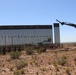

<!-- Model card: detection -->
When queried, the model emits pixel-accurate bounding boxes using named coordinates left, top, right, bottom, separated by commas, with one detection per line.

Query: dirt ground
left=0, top=43, right=76, bottom=75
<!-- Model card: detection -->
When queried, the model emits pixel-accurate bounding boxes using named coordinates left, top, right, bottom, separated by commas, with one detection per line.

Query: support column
left=54, top=23, right=60, bottom=44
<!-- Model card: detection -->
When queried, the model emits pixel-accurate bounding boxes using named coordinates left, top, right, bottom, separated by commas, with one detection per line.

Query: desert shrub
left=62, top=55, right=67, bottom=59
left=74, top=58, right=76, bottom=61
left=25, top=47, right=34, bottom=55
left=2, top=64, right=5, bottom=67
left=14, top=70, right=21, bottom=75
left=58, top=57, right=67, bottom=66
left=53, top=61, right=59, bottom=71
left=40, top=67, right=46, bottom=72
left=48, top=62, right=51, bottom=65
left=74, top=58, right=76, bottom=65
left=10, top=50, right=21, bottom=59
left=34, top=61, right=39, bottom=67
left=0, top=49, right=3, bottom=55
left=58, top=59, right=66, bottom=66
left=37, top=42, right=43, bottom=46
left=17, top=60, right=27, bottom=69
left=0, top=49, right=6, bottom=55
left=36, top=72, right=39, bottom=75
left=30, top=61, right=33, bottom=66
left=65, top=67, right=70, bottom=75
left=20, top=69, right=25, bottom=74
left=9, top=66, right=13, bottom=71
left=14, top=69, right=25, bottom=75
left=32, top=55, right=38, bottom=60
left=37, top=47, right=46, bottom=53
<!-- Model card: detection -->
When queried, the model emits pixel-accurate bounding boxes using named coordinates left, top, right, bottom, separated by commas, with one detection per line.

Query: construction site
left=0, top=20, right=76, bottom=75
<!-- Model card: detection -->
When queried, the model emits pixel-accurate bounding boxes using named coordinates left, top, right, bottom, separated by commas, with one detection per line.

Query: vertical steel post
left=54, top=23, right=60, bottom=46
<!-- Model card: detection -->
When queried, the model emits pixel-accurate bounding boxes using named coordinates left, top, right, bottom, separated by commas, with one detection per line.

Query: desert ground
left=0, top=43, right=76, bottom=75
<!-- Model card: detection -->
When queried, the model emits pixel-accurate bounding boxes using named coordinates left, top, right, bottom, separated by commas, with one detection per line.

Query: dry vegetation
left=0, top=43, right=76, bottom=75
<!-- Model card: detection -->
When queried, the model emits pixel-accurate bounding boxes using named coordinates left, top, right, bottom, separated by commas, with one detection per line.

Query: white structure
left=54, top=23, right=60, bottom=44
left=0, top=25, right=53, bottom=46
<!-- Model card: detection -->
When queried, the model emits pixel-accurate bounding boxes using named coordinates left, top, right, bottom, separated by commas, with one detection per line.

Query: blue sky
left=0, top=0, right=76, bottom=43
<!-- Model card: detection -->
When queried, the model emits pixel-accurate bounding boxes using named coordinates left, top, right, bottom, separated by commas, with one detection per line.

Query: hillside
left=0, top=44, right=76, bottom=75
